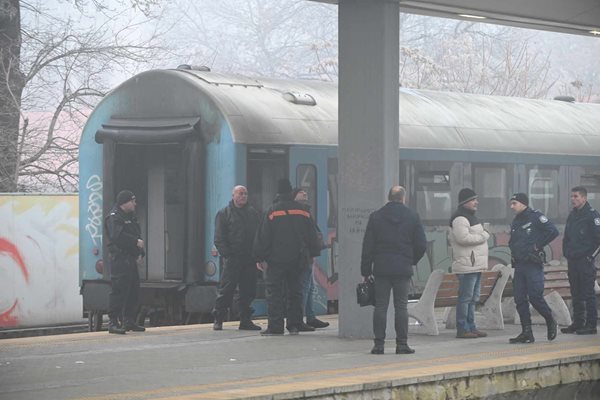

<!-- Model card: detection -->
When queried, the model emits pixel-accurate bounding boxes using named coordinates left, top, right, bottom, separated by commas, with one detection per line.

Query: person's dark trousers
left=568, top=258, right=598, bottom=328
left=373, top=275, right=410, bottom=347
left=109, top=254, right=139, bottom=323
left=213, top=257, right=257, bottom=321
left=265, top=261, right=303, bottom=332
left=513, top=263, right=553, bottom=325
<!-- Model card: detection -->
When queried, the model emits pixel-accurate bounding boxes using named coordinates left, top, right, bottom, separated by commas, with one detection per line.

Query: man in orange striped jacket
left=253, top=179, right=321, bottom=335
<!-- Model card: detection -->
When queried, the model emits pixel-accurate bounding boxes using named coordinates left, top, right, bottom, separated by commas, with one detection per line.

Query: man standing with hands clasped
left=508, top=193, right=559, bottom=344
left=449, top=188, right=490, bottom=339
left=561, top=186, right=600, bottom=335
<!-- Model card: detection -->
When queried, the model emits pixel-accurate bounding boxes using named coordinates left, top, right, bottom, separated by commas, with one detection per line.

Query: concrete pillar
left=338, top=0, right=399, bottom=338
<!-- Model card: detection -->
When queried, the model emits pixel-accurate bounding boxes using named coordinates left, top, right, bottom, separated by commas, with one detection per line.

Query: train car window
left=580, top=173, right=600, bottom=210
left=247, top=148, right=287, bottom=215
left=415, top=171, right=451, bottom=221
left=474, top=166, right=508, bottom=220
left=528, top=168, right=559, bottom=218
left=296, top=164, right=317, bottom=220
left=327, top=157, right=338, bottom=229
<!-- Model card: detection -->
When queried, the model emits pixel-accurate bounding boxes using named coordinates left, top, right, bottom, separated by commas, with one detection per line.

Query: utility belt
left=512, top=249, right=546, bottom=265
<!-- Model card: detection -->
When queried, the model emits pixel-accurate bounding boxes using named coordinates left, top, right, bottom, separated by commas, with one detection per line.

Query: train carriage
left=79, top=66, right=600, bottom=329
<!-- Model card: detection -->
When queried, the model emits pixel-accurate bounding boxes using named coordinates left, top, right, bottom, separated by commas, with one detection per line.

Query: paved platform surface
left=1, top=316, right=599, bottom=400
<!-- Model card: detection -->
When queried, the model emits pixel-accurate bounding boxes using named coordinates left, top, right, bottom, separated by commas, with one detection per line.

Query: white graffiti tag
left=85, top=175, right=103, bottom=247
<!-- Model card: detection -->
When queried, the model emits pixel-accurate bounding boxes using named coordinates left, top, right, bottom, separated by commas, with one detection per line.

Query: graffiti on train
left=85, top=175, right=103, bottom=248
left=0, top=196, right=81, bottom=328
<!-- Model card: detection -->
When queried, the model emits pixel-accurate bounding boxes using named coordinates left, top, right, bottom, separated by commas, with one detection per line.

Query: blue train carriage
left=79, top=66, right=338, bottom=329
left=79, top=66, right=600, bottom=329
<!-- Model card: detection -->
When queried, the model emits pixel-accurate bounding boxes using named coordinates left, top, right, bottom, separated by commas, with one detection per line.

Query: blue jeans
left=456, top=272, right=481, bottom=333
left=301, top=265, right=315, bottom=321
left=513, top=262, right=553, bottom=325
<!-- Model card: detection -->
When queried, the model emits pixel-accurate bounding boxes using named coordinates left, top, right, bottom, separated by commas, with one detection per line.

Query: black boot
left=108, top=319, right=126, bottom=335
left=509, top=325, right=534, bottom=344
left=371, top=345, right=384, bottom=354
left=560, top=323, right=583, bottom=334
left=125, top=320, right=146, bottom=332
left=239, top=319, right=261, bottom=331
left=396, top=344, right=415, bottom=354
left=546, top=318, right=557, bottom=341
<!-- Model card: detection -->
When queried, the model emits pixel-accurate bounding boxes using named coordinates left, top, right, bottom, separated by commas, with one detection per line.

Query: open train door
left=94, top=117, right=206, bottom=325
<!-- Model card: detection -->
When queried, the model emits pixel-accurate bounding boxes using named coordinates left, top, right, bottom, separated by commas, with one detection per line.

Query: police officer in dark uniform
left=508, top=193, right=559, bottom=344
left=212, top=185, right=261, bottom=331
left=105, top=190, right=146, bottom=334
left=253, top=179, right=321, bottom=335
left=561, top=186, right=600, bottom=335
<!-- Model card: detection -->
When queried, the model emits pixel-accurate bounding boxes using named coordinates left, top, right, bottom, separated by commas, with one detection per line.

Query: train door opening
left=114, top=144, right=186, bottom=282
left=246, top=148, right=288, bottom=215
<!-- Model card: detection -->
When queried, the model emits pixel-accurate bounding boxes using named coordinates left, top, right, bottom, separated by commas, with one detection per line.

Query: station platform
left=1, top=315, right=599, bottom=400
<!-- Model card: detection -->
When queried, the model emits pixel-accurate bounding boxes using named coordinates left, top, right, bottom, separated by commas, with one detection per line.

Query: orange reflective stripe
left=287, top=209, right=311, bottom=218
left=268, top=210, right=287, bottom=220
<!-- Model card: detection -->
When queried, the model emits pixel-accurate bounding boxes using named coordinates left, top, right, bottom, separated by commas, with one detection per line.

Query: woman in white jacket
left=449, top=188, right=490, bottom=339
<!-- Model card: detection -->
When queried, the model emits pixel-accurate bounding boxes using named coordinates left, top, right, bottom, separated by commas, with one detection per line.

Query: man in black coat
left=561, top=186, right=600, bottom=335
left=253, top=179, right=321, bottom=335
left=213, top=185, right=261, bottom=331
left=105, top=190, right=146, bottom=334
left=361, top=186, right=427, bottom=355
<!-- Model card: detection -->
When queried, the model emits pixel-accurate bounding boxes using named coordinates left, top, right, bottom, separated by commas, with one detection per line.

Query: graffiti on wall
left=0, top=196, right=80, bottom=328
left=85, top=175, right=103, bottom=249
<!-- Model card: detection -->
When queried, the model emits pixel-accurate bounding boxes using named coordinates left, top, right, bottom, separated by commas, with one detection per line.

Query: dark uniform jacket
left=214, top=201, right=260, bottom=259
left=361, top=202, right=427, bottom=278
left=563, top=202, right=600, bottom=260
left=253, top=193, right=321, bottom=265
left=509, top=207, right=558, bottom=264
left=105, top=205, right=144, bottom=258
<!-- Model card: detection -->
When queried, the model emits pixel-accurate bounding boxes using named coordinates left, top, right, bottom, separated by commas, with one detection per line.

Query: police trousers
left=567, top=258, right=598, bottom=328
left=264, top=261, right=303, bottom=332
left=108, top=254, right=140, bottom=322
left=513, top=262, right=553, bottom=325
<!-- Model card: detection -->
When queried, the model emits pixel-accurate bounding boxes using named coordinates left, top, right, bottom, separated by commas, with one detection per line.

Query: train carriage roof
left=94, top=68, right=600, bottom=156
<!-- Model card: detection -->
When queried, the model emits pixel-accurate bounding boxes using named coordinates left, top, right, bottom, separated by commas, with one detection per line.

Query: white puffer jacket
left=449, top=216, right=490, bottom=274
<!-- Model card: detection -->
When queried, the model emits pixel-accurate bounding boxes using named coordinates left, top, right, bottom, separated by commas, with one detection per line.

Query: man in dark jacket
left=105, top=190, right=146, bottom=334
left=561, top=186, right=600, bottom=335
left=213, top=185, right=261, bottom=331
left=508, top=193, right=559, bottom=344
left=361, top=186, right=427, bottom=355
left=253, top=179, right=321, bottom=335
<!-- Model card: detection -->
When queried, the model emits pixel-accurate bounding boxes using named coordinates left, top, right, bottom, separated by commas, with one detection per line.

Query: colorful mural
left=0, top=195, right=81, bottom=328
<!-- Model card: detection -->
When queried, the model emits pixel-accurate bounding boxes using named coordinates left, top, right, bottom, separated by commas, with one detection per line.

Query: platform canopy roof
left=313, top=0, right=600, bottom=37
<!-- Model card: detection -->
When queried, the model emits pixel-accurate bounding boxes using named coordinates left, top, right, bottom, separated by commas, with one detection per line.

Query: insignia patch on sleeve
left=539, top=215, right=548, bottom=223
left=595, top=217, right=600, bottom=226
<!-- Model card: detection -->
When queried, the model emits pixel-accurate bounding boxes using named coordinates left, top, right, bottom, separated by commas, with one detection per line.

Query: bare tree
left=0, top=0, right=164, bottom=192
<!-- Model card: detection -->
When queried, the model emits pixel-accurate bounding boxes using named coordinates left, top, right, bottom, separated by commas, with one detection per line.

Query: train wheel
left=88, top=311, right=103, bottom=332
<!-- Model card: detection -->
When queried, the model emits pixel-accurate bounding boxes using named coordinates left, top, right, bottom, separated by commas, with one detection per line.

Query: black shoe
left=298, top=323, right=316, bottom=332
left=509, top=325, right=534, bottom=344
left=370, top=345, right=384, bottom=354
left=396, top=345, right=415, bottom=354
left=287, top=326, right=299, bottom=335
left=576, top=327, right=597, bottom=335
left=546, top=319, right=557, bottom=341
left=125, top=323, right=146, bottom=332
left=108, top=322, right=126, bottom=335
left=307, top=318, right=330, bottom=329
left=239, top=321, right=261, bottom=331
left=213, top=320, right=223, bottom=331
left=560, top=324, right=582, bottom=334
left=260, top=328, right=284, bottom=336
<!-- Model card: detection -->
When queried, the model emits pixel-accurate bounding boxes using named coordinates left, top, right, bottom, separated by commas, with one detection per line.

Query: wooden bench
left=408, top=264, right=511, bottom=335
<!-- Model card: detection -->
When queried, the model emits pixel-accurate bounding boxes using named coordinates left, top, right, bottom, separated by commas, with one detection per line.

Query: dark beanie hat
left=116, top=190, right=135, bottom=206
left=458, top=188, right=477, bottom=206
left=510, top=192, right=529, bottom=206
left=277, top=178, right=293, bottom=194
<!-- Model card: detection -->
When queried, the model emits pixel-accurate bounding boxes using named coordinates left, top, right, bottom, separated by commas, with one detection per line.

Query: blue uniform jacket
left=563, top=202, right=600, bottom=260
left=509, top=207, right=558, bottom=264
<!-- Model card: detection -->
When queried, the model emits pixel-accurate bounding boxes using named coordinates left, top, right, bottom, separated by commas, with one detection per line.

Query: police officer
left=253, top=179, right=321, bottom=335
left=212, top=185, right=261, bottom=331
left=508, top=193, right=559, bottom=344
left=105, top=190, right=146, bottom=334
left=561, top=186, right=600, bottom=335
